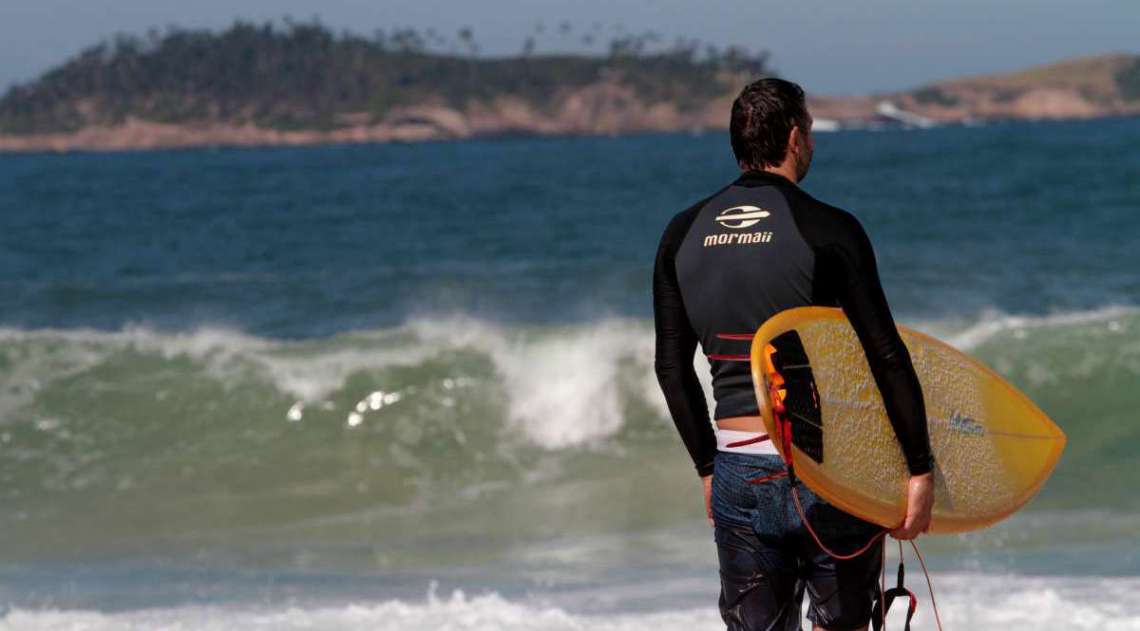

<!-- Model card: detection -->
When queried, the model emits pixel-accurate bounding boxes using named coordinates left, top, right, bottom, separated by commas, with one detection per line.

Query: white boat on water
left=875, top=101, right=938, bottom=128
left=810, top=117, right=841, bottom=132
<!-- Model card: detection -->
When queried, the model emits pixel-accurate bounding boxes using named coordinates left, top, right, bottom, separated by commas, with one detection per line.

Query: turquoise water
left=0, top=118, right=1138, bottom=628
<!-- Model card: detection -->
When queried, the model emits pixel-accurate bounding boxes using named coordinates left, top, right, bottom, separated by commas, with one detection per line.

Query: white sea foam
left=1, top=574, right=1138, bottom=630
left=0, top=305, right=1134, bottom=447
left=494, top=323, right=634, bottom=447
left=909, top=305, right=1139, bottom=351
left=408, top=316, right=684, bottom=448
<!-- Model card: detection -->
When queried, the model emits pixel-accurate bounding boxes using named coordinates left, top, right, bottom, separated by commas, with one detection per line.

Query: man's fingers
left=890, top=511, right=928, bottom=540
left=893, top=517, right=930, bottom=540
left=702, top=475, right=714, bottom=526
left=891, top=526, right=917, bottom=540
left=916, top=512, right=931, bottom=530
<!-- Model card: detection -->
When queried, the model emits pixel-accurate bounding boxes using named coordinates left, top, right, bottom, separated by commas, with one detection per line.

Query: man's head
left=729, top=78, right=814, bottom=182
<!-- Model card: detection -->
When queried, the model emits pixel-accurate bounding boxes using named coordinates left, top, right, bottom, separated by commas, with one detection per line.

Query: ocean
left=0, top=117, right=1138, bottom=630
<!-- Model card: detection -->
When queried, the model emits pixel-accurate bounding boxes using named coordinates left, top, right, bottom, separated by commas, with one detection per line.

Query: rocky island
left=0, top=21, right=1136, bottom=153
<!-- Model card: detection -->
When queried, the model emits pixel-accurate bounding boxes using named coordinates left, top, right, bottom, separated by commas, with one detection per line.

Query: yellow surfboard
left=750, top=306, right=1066, bottom=534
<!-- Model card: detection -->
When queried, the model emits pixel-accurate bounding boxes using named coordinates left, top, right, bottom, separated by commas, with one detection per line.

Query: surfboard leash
left=868, top=539, right=945, bottom=631
left=870, top=539, right=918, bottom=631
left=791, top=482, right=945, bottom=631
left=730, top=431, right=935, bottom=629
left=881, top=542, right=888, bottom=631
left=909, top=539, right=944, bottom=631
left=790, top=484, right=945, bottom=631
left=758, top=345, right=944, bottom=631
left=734, top=452, right=944, bottom=629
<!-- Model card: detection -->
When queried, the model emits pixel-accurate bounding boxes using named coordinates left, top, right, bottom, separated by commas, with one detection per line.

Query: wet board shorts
left=712, top=451, right=884, bottom=631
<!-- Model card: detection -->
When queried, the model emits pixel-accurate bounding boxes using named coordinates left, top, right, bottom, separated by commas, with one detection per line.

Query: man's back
left=654, top=169, right=933, bottom=477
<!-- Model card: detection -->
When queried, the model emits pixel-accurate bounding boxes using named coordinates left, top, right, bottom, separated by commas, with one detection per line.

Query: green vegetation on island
left=0, top=20, right=770, bottom=135
left=1116, top=58, right=1140, bottom=100
left=2, top=20, right=1136, bottom=152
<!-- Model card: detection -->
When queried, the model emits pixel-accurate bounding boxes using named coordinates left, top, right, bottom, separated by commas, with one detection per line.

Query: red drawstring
left=715, top=332, right=756, bottom=341
left=707, top=353, right=751, bottom=362
left=725, top=434, right=771, bottom=448
left=709, top=332, right=758, bottom=361
left=747, top=471, right=789, bottom=486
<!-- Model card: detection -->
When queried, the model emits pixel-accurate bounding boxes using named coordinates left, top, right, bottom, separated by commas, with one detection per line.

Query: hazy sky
left=1, top=0, right=1137, bottom=95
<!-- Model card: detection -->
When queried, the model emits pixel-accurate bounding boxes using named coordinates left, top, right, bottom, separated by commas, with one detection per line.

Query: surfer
left=652, top=78, right=934, bottom=631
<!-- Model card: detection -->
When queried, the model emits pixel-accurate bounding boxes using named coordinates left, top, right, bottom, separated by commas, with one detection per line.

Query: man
left=652, top=78, right=934, bottom=631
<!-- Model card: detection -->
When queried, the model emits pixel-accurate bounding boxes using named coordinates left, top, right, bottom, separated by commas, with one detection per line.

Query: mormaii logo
left=714, top=205, right=771, bottom=229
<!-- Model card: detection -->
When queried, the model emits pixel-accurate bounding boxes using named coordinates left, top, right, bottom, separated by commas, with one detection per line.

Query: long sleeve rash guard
left=653, top=170, right=933, bottom=478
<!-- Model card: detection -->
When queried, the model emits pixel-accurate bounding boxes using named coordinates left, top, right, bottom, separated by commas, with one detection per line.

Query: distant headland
left=0, top=21, right=1137, bottom=153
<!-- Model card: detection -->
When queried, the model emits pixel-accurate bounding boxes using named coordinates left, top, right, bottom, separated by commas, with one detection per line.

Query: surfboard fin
left=767, top=331, right=824, bottom=464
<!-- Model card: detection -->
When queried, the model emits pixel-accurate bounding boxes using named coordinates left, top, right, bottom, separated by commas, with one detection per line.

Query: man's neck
left=761, top=163, right=799, bottom=184
left=740, top=161, right=799, bottom=184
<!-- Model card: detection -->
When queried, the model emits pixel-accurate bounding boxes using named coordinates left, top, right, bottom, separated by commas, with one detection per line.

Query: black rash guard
left=653, top=170, right=933, bottom=478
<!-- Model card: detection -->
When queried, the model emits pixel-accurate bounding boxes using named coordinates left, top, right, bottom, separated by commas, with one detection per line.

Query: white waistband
left=715, top=429, right=779, bottom=455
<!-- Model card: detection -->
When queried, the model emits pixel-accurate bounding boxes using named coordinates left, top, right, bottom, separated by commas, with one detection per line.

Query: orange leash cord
left=910, top=539, right=945, bottom=631
left=790, top=488, right=945, bottom=631
left=765, top=342, right=944, bottom=630
left=790, top=484, right=889, bottom=560
left=881, top=542, right=888, bottom=631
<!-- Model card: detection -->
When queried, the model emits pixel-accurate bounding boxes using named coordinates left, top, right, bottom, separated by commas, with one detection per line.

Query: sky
left=1, top=0, right=1137, bottom=95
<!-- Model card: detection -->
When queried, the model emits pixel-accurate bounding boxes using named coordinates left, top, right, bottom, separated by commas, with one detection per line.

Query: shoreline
left=2, top=110, right=1138, bottom=156
left=0, top=88, right=732, bottom=155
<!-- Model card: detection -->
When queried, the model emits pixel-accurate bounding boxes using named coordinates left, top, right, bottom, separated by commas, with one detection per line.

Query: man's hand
left=891, top=472, right=933, bottom=540
left=701, top=474, right=714, bottom=526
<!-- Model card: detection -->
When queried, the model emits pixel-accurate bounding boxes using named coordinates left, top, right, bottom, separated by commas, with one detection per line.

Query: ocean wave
left=0, top=305, right=1133, bottom=449
left=0, top=306, right=1136, bottom=560
left=0, top=305, right=1135, bottom=468
left=2, top=573, right=1139, bottom=631
left=913, top=304, right=1140, bottom=350
left=405, top=316, right=675, bottom=448
left=0, top=317, right=679, bottom=450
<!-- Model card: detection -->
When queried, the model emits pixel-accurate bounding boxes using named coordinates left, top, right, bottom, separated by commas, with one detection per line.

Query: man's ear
left=787, top=126, right=802, bottom=157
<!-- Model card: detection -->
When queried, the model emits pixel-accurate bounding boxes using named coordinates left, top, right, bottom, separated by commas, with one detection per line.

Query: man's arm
left=826, top=210, right=934, bottom=538
left=827, top=211, right=933, bottom=476
left=653, top=211, right=717, bottom=478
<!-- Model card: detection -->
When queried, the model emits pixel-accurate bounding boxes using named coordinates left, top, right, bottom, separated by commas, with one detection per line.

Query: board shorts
left=712, top=451, right=884, bottom=631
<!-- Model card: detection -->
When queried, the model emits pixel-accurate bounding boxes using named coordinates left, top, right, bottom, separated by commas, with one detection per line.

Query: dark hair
left=729, top=78, right=809, bottom=169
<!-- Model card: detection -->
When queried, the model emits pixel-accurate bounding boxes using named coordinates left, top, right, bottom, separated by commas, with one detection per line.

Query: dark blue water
left=1, top=117, right=1136, bottom=337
